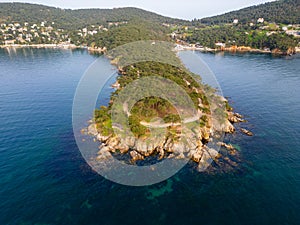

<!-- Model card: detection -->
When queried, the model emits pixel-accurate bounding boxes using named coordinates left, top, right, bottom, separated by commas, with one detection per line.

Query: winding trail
left=140, top=115, right=200, bottom=128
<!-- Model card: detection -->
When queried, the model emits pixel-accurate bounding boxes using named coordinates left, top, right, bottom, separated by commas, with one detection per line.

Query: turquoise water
left=0, top=48, right=299, bottom=225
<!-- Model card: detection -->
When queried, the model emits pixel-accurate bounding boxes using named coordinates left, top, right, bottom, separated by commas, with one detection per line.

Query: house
left=266, top=31, right=277, bottom=36
left=170, top=32, right=177, bottom=39
left=233, top=19, right=239, bottom=24
left=286, top=30, right=300, bottom=37
left=215, top=42, right=226, bottom=48
left=4, top=40, right=15, bottom=45
left=257, top=18, right=264, bottom=23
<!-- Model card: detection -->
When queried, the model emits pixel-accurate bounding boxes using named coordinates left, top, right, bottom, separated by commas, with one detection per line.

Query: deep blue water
left=0, top=48, right=299, bottom=225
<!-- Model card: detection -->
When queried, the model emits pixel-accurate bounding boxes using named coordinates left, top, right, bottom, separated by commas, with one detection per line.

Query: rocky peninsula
left=85, top=42, right=253, bottom=172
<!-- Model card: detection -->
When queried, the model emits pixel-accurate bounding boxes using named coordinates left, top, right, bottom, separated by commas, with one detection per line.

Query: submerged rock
left=218, top=142, right=235, bottom=151
left=240, top=128, right=253, bottom=136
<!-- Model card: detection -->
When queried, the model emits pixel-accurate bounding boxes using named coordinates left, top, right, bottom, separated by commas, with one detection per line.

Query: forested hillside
left=0, top=1, right=299, bottom=54
left=200, top=0, right=300, bottom=24
left=0, top=3, right=188, bottom=29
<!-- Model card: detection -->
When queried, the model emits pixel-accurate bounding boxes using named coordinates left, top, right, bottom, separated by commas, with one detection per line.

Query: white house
left=233, top=19, right=239, bottom=24
left=215, top=42, right=226, bottom=48
left=257, top=18, right=264, bottom=23
left=4, top=40, right=15, bottom=45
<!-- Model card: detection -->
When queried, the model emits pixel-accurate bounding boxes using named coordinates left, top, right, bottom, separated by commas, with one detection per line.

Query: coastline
left=85, top=47, right=254, bottom=171
left=175, top=44, right=300, bottom=55
left=2, top=43, right=299, bottom=55
left=0, top=43, right=86, bottom=50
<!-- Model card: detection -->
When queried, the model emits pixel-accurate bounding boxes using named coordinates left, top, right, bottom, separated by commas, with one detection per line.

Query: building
left=233, top=19, right=239, bottom=24
left=4, top=40, right=15, bottom=45
left=215, top=42, right=226, bottom=48
left=257, top=18, right=264, bottom=23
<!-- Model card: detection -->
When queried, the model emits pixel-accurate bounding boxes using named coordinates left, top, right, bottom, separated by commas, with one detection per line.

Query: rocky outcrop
left=228, top=112, right=245, bottom=123
left=89, top=106, right=245, bottom=168
left=130, top=150, right=144, bottom=162
left=240, top=128, right=253, bottom=136
left=88, top=80, right=248, bottom=171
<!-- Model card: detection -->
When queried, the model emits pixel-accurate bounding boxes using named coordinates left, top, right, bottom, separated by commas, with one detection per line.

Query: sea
left=0, top=48, right=299, bottom=225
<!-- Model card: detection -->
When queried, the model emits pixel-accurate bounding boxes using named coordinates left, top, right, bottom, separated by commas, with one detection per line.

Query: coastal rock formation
left=88, top=102, right=245, bottom=170
left=240, top=128, right=253, bottom=136
left=87, top=51, right=251, bottom=171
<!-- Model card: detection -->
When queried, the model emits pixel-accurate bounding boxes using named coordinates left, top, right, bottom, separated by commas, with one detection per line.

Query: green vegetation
left=94, top=106, right=113, bottom=136
left=95, top=61, right=211, bottom=138
left=85, top=20, right=169, bottom=50
left=0, top=3, right=188, bottom=30
left=0, top=2, right=299, bottom=53
left=185, top=25, right=298, bottom=52
left=199, top=0, right=300, bottom=25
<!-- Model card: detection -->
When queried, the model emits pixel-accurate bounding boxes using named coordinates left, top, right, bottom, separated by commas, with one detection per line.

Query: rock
left=228, top=112, right=244, bottom=123
left=97, top=146, right=113, bottom=160
left=87, top=123, right=98, bottom=136
left=218, top=142, right=235, bottom=151
left=223, top=120, right=235, bottom=133
left=116, top=139, right=129, bottom=154
left=167, top=154, right=175, bottom=159
left=240, top=128, right=253, bottom=136
left=224, top=157, right=238, bottom=167
left=201, top=128, right=210, bottom=141
left=135, top=139, right=160, bottom=157
left=206, top=147, right=219, bottom=159
left=164, top=138, right=174, bottom=153
left=157, top=146, right=164, bottom=160
left=198, top=146, right=219, bottom=171
left=106, top=136, right=120, bottom=148
left=124, top=136, right=136, bottom=148
left=172, top=142, right=186, bottom=154
left=191, top=147, right=203, bottom=163
left=219, top=96, right=228, bottom=103
left=233, top=113, right=243, bottom=119
left=130, top=150, right=144, bottom=162
left=97, top=134, right=110, bottom=142
left=175, top=153, right=185, bottom=159
left=198, top=151, right=212, bottom=171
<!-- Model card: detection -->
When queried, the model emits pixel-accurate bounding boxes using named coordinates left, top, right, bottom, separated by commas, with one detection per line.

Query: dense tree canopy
left=199, top=0, right=300, bottom=25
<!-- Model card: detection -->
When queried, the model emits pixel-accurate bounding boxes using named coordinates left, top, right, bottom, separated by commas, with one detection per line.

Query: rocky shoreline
left=86, top=96, right=253, bottom=171
left=175, top=44, right=298, bottom=56
left=2, top=43, right=298, bottom=56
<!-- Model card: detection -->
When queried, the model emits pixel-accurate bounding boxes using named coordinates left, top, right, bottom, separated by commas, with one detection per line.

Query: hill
left=0, top=3, right=188, bottom=30
left=199, top=0, right=300, bottom=25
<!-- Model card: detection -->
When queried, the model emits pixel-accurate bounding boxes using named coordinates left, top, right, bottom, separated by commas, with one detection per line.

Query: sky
left=0, top=0, right=276, bottom=20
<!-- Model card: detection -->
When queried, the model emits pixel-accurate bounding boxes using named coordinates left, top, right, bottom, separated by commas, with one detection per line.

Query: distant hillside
left=200, top=0, right=300, bottom=24
left=0, top=3, right=188, bottom=29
